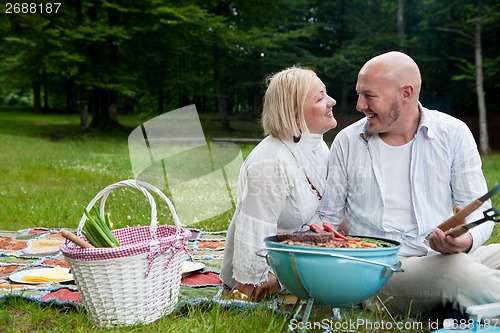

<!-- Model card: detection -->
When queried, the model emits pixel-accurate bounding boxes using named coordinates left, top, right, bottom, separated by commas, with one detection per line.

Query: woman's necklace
left=279, top=138, right=322, bottom=200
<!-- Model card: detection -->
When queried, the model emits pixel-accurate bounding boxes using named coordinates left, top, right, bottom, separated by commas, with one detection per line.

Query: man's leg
left=376, top=244, right=500, bottom=317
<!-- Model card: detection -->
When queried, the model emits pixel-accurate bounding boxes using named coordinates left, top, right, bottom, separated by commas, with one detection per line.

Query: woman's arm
left=231, top=158, right=288, bottom=287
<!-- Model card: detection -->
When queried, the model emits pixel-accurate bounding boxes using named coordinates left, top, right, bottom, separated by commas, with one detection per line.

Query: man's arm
left=313, top=134, right=349, bottom=227
left=430, top=120, right=493, bottom=253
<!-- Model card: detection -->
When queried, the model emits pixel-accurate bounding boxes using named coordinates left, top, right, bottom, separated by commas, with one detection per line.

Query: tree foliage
left=0, top=0, right=498, bottom=132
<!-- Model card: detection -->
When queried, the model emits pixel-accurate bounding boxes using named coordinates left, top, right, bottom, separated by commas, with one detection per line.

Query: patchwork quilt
left=0, top=228, right=298, bottom=310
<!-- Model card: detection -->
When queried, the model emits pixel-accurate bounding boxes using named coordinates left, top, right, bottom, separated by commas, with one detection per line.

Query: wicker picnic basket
left=60, top=179, right=191, bottom=327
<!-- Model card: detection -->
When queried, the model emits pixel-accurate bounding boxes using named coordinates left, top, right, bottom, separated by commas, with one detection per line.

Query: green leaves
left=82, top=207, right=120, bottom=248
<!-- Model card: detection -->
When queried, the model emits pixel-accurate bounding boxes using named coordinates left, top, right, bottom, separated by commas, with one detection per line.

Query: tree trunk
left=435, top=0, right=490, bottom=154
left=108, top=90, right=118, bottom=123
left=157, top=87, right=164, bottom=114
left=89, top=89, right=121, bottom=129
left=214, top=54, right=231, bottom=130
left=90, top=89, right=108, bottom=128
left=475, top=0, right=490, bottom=154
left=252, top=86, right=260, bottom=118
left=78, top=86, right=89, bottom=130
left=66, top=77, right=75, bottom=113
left=94, top=7, right=120, bottom=128
left=33, top=82, right=41, bottom=112
left=75, top=0, right=87, bottom=129
left=42, top=72, right=49, bottom=113
left=397, top=0, right=405, bottom=50
left=340, top=77, right=349, bottom=113
left=213, top=2, right=231, bottom=130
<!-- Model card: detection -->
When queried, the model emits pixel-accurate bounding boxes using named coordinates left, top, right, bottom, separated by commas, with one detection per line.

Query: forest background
left=0, top=0, right=499, bottom=152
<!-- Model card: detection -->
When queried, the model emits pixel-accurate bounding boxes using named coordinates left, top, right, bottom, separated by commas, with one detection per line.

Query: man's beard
left=366, top=100, right=400, bottom=135
left=386, top=100, right=400, bottom=127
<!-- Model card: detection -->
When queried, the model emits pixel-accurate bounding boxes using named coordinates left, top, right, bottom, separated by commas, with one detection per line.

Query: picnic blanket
left=0, top=228, right=298, bottom=310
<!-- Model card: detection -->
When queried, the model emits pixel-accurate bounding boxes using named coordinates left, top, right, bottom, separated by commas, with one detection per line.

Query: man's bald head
left=358, top=51, right=422, bottom=100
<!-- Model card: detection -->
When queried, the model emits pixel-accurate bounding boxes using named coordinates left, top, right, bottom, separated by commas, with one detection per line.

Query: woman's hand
left=231, top=272, right=281, bottom=302
left=428, top=206, right=473, bottom=254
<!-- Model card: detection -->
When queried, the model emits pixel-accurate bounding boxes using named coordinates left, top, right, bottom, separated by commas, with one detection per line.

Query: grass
left=0, top=108, right=499, bottom=332
left=0, top=108, right=258, bottom=232
left=0, top=297, right=291, bottom=333
left=480, top=153, right=500, bottom=244
left=0, top=296, right=443, bottom=333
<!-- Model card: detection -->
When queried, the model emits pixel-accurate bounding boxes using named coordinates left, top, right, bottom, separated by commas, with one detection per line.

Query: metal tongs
left=425, top=185, right=500, bottom=242
left=444, top=207, right=500, bottom=237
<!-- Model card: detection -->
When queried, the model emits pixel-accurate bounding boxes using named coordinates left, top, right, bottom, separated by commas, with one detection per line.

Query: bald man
left=310, top=51, right=500, bottom=319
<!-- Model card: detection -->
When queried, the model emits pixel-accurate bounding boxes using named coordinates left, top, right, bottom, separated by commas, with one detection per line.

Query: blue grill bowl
left=263, top=236, right=402, bottom=307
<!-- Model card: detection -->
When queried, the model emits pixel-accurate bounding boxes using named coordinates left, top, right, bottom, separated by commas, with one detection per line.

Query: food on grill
left=321, top=221, right=348, bottom=240
left=280, top=237, right=382, bottom=248
left=276, top=222, right=396, bottom=248
left=309, top=224, right=326, bottom=233
left=276, top=231, right=334, bottom=243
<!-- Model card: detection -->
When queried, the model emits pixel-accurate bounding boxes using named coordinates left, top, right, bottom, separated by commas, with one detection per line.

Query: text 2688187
left=5, top=3, right=61, bottom=14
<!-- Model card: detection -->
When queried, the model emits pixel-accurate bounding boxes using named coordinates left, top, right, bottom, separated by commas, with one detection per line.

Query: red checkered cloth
left=60, top=225, right=191, bottom=275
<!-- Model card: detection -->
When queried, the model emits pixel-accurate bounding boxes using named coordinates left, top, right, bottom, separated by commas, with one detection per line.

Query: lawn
left=0, top=108, right=259, bottom=232
left=0, top=108, right=499, bottom=332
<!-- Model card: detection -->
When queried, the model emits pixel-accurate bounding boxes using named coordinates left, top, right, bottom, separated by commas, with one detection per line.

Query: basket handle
left=77, top=179, right=182, bottom=241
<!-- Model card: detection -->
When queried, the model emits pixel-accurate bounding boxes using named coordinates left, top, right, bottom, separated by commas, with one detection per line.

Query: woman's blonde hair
left=261, top=66, right=316, bottom=139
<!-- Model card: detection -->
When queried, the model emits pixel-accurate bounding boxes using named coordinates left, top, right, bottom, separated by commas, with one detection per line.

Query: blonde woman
left=220, top=66, right=338, bottom=301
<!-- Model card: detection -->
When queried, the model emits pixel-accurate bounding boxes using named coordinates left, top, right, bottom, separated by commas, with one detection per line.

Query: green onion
left=82, top=207, right=121, bottom=248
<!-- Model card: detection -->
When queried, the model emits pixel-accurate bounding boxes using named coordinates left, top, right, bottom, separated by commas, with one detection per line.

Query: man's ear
left=402, top=84, right=414, bottom=101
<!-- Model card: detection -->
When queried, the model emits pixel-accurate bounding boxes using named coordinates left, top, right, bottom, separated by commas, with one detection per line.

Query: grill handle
left=256, top=247, right=404, bottom=278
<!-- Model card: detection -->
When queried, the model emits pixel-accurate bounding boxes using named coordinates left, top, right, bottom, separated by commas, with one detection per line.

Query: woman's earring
left=293, top=134, right=301, bottom=143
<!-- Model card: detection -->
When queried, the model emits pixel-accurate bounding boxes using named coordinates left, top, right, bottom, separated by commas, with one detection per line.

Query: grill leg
left=376, top=295, right=403, bottom=333
left=287, top=298, right=315, bottom=333
left=300, top=297, right=314, bottom=333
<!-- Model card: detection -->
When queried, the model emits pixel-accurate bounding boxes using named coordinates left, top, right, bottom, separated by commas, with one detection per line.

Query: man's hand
left=428, top=206, right=473, bottom=254
left=428, top=228, right=473, bottom=254
left=231, top=272, right=281, bottom=302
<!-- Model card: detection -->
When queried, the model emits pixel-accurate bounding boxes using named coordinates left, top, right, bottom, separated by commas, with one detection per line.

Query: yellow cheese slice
left=21, top=266, right=71, bottom=283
